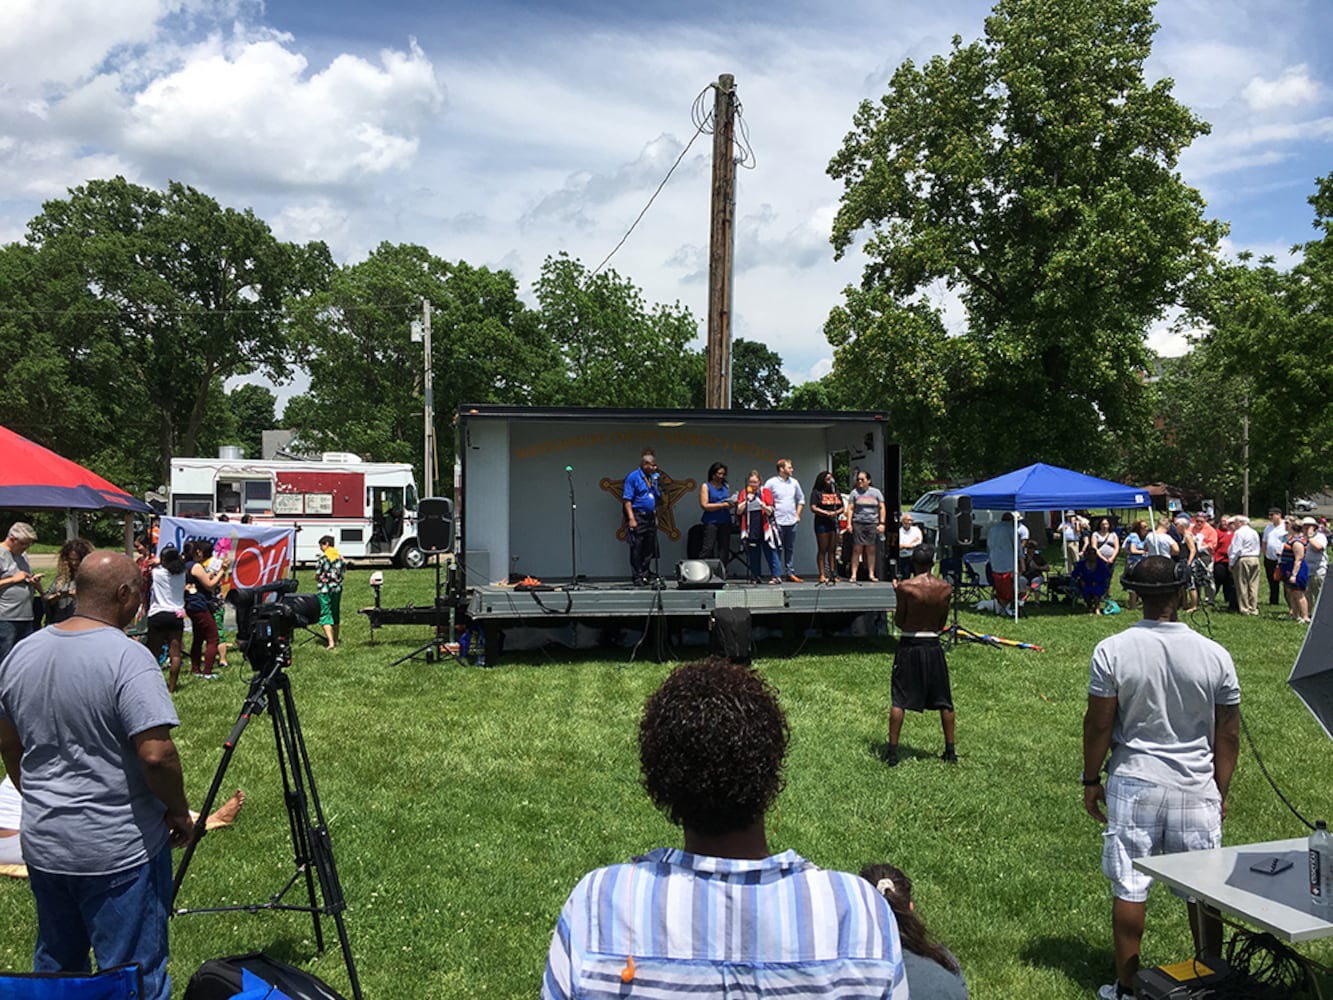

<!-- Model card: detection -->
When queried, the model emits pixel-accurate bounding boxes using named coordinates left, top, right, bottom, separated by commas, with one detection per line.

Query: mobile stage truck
left=432, top=405, right=901, bottom=657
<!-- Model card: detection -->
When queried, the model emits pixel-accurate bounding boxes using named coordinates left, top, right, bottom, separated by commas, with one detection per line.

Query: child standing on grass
left=316, top=535, right=345, bottom=649
left=862, top=863, right=968, bottom=999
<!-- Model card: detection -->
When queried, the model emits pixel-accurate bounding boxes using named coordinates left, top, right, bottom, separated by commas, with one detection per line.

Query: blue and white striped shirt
left=542, top=847, right=909, bottom=999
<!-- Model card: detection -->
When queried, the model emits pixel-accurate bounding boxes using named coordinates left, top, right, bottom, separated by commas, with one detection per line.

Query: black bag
left=184, top=952, right=346, bottom=1000
left=709, top=607, right=753, bottom=664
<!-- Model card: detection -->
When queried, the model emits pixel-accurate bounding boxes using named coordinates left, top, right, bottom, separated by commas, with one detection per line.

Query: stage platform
left=361, top=578, right=896, bottom=662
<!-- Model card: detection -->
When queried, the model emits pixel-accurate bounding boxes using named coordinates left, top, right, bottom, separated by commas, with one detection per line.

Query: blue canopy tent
left=951, top=463, right=1150, bottom=621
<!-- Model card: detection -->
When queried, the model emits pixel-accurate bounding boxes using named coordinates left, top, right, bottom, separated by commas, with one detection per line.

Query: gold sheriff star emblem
left=600, top=470, right=696, bottom=542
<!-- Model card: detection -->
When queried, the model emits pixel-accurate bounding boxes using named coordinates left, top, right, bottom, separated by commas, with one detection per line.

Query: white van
left=907, top=490, right=1005, bottom=545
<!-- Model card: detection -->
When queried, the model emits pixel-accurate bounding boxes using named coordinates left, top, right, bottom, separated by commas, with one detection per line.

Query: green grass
left=2, top=567, right=1330, bottom=998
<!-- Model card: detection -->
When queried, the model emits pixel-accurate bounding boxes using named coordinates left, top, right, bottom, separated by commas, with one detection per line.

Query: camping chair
left=0, top=964, right=142, bottom=999
left=953, top=551, right=992, bottom=604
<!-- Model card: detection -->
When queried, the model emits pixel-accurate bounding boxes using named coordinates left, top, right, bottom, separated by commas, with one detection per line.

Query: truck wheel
left=398, top=542, right=426, bottom=570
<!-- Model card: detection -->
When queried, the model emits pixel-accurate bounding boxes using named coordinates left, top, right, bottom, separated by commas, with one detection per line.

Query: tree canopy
left=283, top=242, right=549, bottom=475
left=532, top=254, right=704, bottom=408
left=1, top=177, right=331, bottom=489
left=730, top=338, right=791, bottom=410
left=826, top=0, right=1223, bottom=479
left=1158, top=173, right=1333, bottom=508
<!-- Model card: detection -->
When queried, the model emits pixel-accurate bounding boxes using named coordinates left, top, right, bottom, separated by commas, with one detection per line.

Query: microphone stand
left=566, top=465, right=580, bottom=590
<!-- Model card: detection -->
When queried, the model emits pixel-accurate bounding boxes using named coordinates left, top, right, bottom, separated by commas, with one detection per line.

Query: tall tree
left=826, top=0, right=1223, bottom=477
left=533, top=254, right=704, bottom=408
left=223, top=383, right=278, bottom=461
left=7, top=177, right=331, bottom=488
left=284, top=243, right=549, bottom=477
left=1178, top=168, right=1333, bottom=507
left=729, top=338, right=791, bottom=410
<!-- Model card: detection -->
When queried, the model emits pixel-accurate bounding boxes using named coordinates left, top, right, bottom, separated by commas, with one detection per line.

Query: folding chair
left=0, top=963, right=142, bottom=1000
left=953, top=551, right=992, bottom=604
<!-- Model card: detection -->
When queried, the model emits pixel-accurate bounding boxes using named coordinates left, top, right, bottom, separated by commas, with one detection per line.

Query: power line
left=588, top=84, right=717, bottom=280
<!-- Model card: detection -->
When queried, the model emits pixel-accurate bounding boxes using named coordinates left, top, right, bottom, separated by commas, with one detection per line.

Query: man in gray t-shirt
left=1081, top=556, right=1240, bottom=1000
left=0, top=552, right=191, bottom=1000
left=0, top=521, right=44, bottom=664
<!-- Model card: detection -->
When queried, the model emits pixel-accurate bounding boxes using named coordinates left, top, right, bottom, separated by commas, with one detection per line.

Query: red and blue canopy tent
left=0, top=426, right=151, bottom=530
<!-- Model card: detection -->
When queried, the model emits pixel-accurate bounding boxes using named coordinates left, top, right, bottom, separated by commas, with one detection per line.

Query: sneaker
left=941, top=748, right=958, bottom=763
left=1097, top=983, right=1133, bottom=1000
left=787, top=574, right=803, bottom=583
left=885, top=746, right=900, bottom=767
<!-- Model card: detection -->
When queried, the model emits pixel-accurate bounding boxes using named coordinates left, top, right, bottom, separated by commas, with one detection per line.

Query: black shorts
left=891, top=636, right=954, bottom=712
left=146, top=611, right=185, bottom=633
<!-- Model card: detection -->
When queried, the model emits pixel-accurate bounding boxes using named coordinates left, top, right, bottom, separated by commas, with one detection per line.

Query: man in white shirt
left=1262, top=508, right=1287, bottom=607
left=1228, top=516, right=1262, bottom=616
left=897, top=513, right=923, bottom=580
left=1082, top=556, right=1240, bottom=1000
left=764, top=460, right=805, bottom=582
left=1061, top=512, right=1082, bottom=572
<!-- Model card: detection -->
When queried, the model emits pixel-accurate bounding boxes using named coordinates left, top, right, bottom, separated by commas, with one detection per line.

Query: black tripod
left=172, top=633, right=364, bottom=1000
left=389, top=554, right=466, bottom=667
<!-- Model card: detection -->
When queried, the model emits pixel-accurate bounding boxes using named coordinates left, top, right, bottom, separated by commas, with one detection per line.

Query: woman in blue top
left=697, top=462, right=734, bottom=561
left=1123, top=520, right=1148, bottom=610
left=1279, top=526, right=1310, bottom=622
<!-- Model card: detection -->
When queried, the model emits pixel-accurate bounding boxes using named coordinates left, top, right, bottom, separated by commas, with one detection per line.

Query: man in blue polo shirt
left=622, top=448, right=661, bottom=586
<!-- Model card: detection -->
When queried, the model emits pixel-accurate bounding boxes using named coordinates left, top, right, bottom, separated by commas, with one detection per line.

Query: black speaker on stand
left=940, top=494, right=972, bottom=650
left=391, top=497, right=461, bottom=667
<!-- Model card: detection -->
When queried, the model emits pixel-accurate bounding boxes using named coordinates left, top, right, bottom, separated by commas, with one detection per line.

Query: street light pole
left=422, top=297, right=434, bottom=497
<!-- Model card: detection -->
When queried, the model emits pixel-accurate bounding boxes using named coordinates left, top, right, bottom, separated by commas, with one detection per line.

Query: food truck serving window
left=217, top=478, right=273, bottom=516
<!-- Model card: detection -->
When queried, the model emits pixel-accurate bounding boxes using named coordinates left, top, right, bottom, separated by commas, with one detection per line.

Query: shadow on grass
left=866, top=738, right=954, bottom=766
left=1019, top=934, right=1114, bottom=992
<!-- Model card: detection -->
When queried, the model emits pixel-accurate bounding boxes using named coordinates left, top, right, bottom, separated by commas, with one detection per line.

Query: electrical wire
left=1182, top=593, right=1315, bottom=831
left=588, top=85, right=714, bottom=280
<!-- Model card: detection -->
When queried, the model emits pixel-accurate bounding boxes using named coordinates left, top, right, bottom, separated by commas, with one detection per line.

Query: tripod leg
left=275, top=674, right=364, bottom=1000
left=270, top=681, right=326, bottom=953
left=173, top=686, right=267, bottom=907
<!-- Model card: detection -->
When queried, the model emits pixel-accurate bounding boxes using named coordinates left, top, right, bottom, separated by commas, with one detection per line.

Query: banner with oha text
left=158, top=517, right=295, bottom=591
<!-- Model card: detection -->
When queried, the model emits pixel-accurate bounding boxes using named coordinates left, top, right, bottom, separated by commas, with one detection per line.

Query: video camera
left=227, top=580, right=322, bottom=668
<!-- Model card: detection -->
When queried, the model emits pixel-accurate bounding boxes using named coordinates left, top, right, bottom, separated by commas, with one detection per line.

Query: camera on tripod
left=228, top=580, right=322, bottom=666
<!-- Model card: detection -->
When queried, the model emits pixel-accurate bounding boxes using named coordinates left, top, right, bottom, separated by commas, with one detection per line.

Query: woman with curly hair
left=810, top=470, right=846, bottom=584
left=862, top=862, right=968, bottom=999
left=542, top=658, right=908, bottom=1000
left=42, top=537, right=95, bottom=624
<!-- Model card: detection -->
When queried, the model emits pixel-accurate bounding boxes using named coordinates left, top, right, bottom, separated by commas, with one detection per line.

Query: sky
left=1, top=0, right=1330, bottom=400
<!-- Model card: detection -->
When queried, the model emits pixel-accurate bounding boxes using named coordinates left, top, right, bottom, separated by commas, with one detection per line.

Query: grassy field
left=1, top=565, right=1330, bottom=998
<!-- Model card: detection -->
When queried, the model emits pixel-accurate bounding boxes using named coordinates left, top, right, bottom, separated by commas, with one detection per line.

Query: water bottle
left=1310, top=820, right=1333, bottom=908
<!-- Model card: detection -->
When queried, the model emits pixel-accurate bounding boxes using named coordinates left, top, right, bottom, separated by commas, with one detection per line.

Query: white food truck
left=168, top=453, right=426, bottom=567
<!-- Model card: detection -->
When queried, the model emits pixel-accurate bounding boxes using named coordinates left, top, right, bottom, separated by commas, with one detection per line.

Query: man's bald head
left=74, top=551, right=141, bottom=625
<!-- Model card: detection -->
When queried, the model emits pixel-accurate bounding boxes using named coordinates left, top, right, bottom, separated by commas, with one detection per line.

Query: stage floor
left=466, top=577, right=897, bottom=621
left=360, top=578, right=897, bottom=660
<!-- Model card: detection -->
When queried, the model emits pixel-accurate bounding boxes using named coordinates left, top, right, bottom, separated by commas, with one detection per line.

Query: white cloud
left=0, top=0, right=167, bottom=86
left=792, top=357, right=833, bottom=384
left=112, top=34, right=445, bottom=187
left=1243, top=65, right=1320, bottom=111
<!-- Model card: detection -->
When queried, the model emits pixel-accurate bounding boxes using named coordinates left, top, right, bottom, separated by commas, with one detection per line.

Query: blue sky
left=1, top=0, right=1330, bottom=397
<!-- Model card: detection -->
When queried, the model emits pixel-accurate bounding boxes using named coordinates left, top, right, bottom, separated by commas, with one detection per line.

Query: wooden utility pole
left=705, top=74, right=738, bottom=409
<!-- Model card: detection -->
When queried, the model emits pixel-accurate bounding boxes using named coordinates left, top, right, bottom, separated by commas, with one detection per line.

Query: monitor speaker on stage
left=939, top=494, right=973, bottom=547
left=417, top=497, right=454, bottom=554
left=676, top=559, right=726, bottom=589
